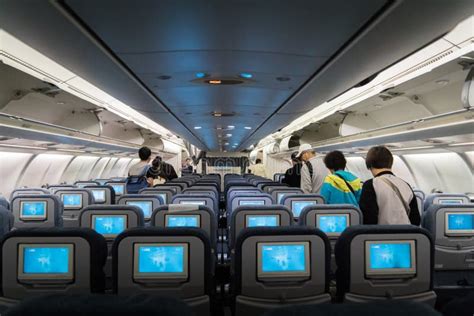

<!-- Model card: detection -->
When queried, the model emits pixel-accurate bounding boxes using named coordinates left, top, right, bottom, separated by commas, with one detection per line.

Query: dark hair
left=291, top=152, right=300, bottom=162
left=323, top=151, right=346, bottom=170
left=365, top=146, right=393, bottom=169
left=256, top=158, right=262, bottom=164
left=152, top=156, right=162, bottom=168
left=138, top=146, right=152, bottom=161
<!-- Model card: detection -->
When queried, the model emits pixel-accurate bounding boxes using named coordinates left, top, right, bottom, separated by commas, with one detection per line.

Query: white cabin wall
left=18, top=154, right=74, bottom=187
left=403, top=152, right=473, bottom=194
left=0, top=152, right=33, bottom=198
left=263, top=152, right=291, bottom=179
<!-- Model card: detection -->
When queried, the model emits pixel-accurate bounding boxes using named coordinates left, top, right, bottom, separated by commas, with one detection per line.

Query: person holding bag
left=320, top=151, right=362, bottom=207
left=359, top=146, right=420, bottom=225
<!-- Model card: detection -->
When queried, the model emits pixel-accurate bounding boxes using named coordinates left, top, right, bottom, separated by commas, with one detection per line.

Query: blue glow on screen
left=318, top=215, right=348, bottom=234
left=167, top=215, right=199, bottom=227
left=21, top=202, right=46, bottom=218
left=111, top=184, right=124, bottom=195
left=62, top=194, right=82, bottom=207
left=292, top=201, right=316, bottom=217
left=239, top=200, right=265, bottom=206
left=23, top=247, right=69, bottom=274
left=447, top=213, right=474, bottom=230
left=93, top=216, right=126, bottom=236
left=439, top=199, right=464, bottom=205
left=261, top=244, right=306, bottom=272
left=247, top=215, right=278, bottom=227
left=126, top=201, right=152, bottom=218
left=138, top=246, right=184, bottom=273
left=180, top=201, right=205, bottom=205
left=92, top=189, right=106, bottom=203
left=369, top=243, right=412, bottom=270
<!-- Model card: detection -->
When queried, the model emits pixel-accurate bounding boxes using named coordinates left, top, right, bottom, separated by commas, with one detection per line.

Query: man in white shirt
left=248, top=159, right=267, bottom=178
left=297, top=144, right=329, bottom=194
left=128, top=147, right=152, bottom=177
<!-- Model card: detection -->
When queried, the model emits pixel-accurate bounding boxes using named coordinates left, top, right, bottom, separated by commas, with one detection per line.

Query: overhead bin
left=143, top=137, right=182, bottom=154
left=264, top=142, right=280, bottom=154
left=279, top=135, right=300, bottom=152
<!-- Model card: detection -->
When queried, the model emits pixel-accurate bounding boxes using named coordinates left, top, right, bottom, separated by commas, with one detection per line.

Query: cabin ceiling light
left=194, top=126, right=202, bottom=129
left=0, top=144, right=47, bottom=150
left=0, top=31, right=176, bottom=142
left=244, top=126, right=252, bottom=130
left=448, top=142, right=474, bottom=147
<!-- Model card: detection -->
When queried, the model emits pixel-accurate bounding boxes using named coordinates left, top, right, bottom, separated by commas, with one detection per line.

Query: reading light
left=239, top=73, right=253, bottom=79
left=195, top=72, right=208, bottom=79
left=226, top=134, right=232, bottom=137
left=227, top=125, right=235, bottom=129
left=209, top=80, right=222, bottom=85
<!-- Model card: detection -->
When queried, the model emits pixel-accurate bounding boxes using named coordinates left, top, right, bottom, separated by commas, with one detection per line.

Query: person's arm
left=408, top=192, right=421, bottom=225
left=300, top=164, right=311, bottom=194
left=359, top=180, right=379, bottom=224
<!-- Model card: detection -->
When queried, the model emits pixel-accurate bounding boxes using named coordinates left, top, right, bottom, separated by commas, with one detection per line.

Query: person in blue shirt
left=320, top=151, right=362, bottom=206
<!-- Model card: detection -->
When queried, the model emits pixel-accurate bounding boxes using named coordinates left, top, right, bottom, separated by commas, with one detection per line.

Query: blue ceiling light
left=195, top=72, right=208, bottom=79
left=239, top=72, right=253, bottom=79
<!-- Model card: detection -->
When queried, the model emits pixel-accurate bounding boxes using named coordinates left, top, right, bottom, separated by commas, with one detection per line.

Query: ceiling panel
left=65, top=0, right=388, bottom=150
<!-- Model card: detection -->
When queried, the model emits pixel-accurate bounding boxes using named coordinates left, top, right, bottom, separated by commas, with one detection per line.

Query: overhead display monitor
left=239, top=200, right=266, bottom=206
left=365, top=240, right=416, bottom=278
left=445, top=212, right=474, bottom=236
left=246, top=215, right=280, bottom=227
left=92, top=215, right=127, bottom=238
left=61, top=194, right=83, bottom=209
left=20, top=201, right=47, bottom=220
left=316, top=214, right=349, bottom=236
left=133, top=243, right=188, bottom=280
left=257, top=242, right=310, bottom=279
left=110, top=184, right=125, bottom=195
left=439, top=199, right=464, bottom=205
left=91, top=189, right=106, bottom=203
left=18, top=244, right=74, bottom=281
left=165, top=214, right=200, bottom=227
left=291, top=201, right=317, bottom=217
left=179, top=201, right=205, bottom=206
left=126, top=201, right=153, bottom=219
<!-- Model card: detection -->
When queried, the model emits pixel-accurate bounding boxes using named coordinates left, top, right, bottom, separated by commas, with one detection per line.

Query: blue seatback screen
left=318, top=215, right=348, bottom=234
left=291, top=201, right=317, bottom=217
left=439, top=199, right=464, bottom=205
left=166, top=215, right=200, bottom=227
left=23, top=247, right=70, bottom=274
left=239, top=200, right=265, bottom=206
left=261, top=244, right=307, bottom=273
left=111, top=184, right=124, bottom=195
left=62, top=194, right=82, bottom=208
left=20, top=201, right=47, bottom=219
left=179, top=201, right=205, bottom=205
left=246, top=215, right=279, bottom=227
left=137, top=245, right=185, bottom=273
left=447, top=213, right=474, bottom=232
left=126, top=201, right=152, bottom=219
left=91, top=189, right=106, bottom=203
left=93, top=215, right=127, bottom=236
left=369, top=243, right=412, bottom=270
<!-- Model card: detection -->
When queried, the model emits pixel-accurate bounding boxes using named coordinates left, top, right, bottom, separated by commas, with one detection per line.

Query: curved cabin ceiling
left=1, top=0, right=473, bottom=151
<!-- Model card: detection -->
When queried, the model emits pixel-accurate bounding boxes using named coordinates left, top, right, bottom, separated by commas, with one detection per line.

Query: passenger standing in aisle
left=359, top=146, right=420, bottom=225
left=320, top=151, right=362, bottom=206
left=297, top=144, right=329, bottom=194
left=282, top=152, right=302, bottom=188
left=248, top=159, right=267, bottom=178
